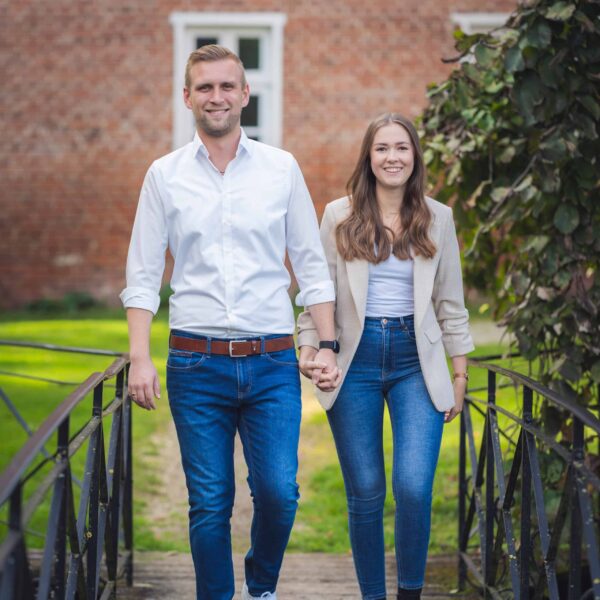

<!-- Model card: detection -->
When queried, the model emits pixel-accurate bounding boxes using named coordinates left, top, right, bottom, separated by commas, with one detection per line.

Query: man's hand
left=299, top=346, right=320, bottom=380
left=128, top=356, right=161, bottom=410
left=444, top=377, right=467, bottom=423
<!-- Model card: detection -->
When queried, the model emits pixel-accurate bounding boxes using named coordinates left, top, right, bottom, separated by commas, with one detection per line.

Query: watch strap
left=318, top=340, right=340, bottom=353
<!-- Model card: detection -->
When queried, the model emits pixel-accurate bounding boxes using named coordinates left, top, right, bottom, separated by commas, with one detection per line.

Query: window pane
left=196, top=37, right=218, bottom=49
left=238, top=38, right=260, bottom=69
left=241, top=96, right=259, bottom=127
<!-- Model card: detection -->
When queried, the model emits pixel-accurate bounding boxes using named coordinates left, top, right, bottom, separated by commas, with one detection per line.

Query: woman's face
left=369, top=123, right=415, bottom=191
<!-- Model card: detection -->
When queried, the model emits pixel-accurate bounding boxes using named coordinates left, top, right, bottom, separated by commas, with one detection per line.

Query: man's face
left=184, top=59, right=250, bottom=139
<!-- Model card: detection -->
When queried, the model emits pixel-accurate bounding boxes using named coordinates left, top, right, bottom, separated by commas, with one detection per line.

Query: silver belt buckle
left=229, top=340, right=248, bottom=357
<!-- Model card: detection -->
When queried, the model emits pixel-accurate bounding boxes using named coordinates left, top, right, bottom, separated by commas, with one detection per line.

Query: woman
left=297, top=113, right=474, bottom=600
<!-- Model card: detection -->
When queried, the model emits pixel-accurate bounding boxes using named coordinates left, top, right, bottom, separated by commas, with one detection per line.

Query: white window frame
left=451, top=12, right=511, bottom=35
left=170, top=12, right=287, bottom=149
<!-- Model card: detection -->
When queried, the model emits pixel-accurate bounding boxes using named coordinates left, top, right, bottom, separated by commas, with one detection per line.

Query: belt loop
left=168, top=331, right=173, bottom=347
left=206, top=337, right=212, bottom=354
left=260, top=336, right=266, bottom=354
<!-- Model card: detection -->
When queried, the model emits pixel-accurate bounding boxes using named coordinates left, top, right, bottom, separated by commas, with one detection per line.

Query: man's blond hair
left=184, top=45, right=247, bottom=89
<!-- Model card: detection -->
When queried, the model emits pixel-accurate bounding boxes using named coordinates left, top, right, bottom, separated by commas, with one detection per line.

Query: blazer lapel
left=413, top=209, right=444, bottom=328
left=413, top=253, right=435, bottom=328
left=345, top=258, right=369, bottom=324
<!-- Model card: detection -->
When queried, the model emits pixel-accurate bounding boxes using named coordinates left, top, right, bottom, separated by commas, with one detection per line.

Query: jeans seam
left=380, top=322, right=386, bottom=380
left=263, top=349, right=299, bottom=367
left=396, top=513, right=405, bottom=586
left=166, top=353, right=209, bottom=371
left=248, top=358, right=253, bottom=398
left=236, top=359, right=244, bottom=403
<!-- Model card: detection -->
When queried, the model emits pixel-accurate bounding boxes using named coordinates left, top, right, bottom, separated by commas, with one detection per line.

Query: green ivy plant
left=421, top=0, right=600, bottom=407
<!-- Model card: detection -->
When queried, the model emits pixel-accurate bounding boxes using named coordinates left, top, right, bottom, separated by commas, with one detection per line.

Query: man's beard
left=197, top=111, right=239, bottom=137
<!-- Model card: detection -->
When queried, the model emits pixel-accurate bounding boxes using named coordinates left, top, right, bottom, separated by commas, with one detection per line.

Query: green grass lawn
left=1, top=310, right=522, bottom=557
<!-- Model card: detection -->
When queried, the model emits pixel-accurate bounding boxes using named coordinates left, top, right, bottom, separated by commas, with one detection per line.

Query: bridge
left=0, top=340, right=598, bottom=599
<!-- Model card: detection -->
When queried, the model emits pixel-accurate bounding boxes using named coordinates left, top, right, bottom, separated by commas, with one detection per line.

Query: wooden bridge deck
left=119, top=552, right=478, bottom=599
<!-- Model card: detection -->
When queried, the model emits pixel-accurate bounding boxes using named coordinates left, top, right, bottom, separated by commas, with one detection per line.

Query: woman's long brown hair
left=336, top=113, right=436, bottom=263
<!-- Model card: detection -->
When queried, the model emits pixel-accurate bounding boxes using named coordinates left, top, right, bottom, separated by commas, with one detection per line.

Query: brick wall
left=0, top=0, right=516, bottom=309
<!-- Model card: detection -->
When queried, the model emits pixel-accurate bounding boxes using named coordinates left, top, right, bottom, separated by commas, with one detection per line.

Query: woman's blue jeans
left=327, top=316, right=444, bottom=599
left=166, top=331, right=301, bottom=600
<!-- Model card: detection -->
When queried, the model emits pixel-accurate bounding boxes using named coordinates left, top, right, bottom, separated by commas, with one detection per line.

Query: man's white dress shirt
left=120, top=131, right=334, bottom=337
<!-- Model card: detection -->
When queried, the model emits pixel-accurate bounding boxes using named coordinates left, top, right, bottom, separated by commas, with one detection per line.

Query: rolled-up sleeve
left=286, top=159, right=335, bottom=307
left=433, top=208, right=475, bottom=357
left=119, top=164, right=168, bottom=314
left=297, top=203, right=338, bottom=348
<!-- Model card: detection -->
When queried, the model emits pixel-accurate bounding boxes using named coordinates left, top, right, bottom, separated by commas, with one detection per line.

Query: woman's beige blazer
left=297, top=196, right=475, bottom=412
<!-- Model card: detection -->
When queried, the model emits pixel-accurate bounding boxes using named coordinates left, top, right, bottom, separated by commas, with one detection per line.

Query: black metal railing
left=0, top=341, right=132, bottom=599
left=459, top=355, right=600, bottom=599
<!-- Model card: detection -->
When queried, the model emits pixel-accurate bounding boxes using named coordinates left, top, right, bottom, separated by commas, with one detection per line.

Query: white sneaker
left=242, top=582, right=277, bottom=599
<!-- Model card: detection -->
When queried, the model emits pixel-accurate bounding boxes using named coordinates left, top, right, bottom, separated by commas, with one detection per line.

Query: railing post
left=484, top=371, right=496, bottom=593
left=568, top=417, right=584, bottom=600
left=458, top=406, right=467, bottom=592
left=520, top=386, right=533, bottom=600
left=108, top=369, right=127, bottom=592
left=123, top=363, right=134, bottom=586
left=37, top=417, right=70, bottom=600
left=54, top=418, right=70, bottom=598
left=2, top=483, right=33, bottom=600
left=9, top=485, right=22, bottom=595
left=87, top=382, right=104, bottom=599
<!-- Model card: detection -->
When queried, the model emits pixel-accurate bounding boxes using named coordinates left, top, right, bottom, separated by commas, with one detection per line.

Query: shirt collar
left=238, top=129, right=253, bottom=156
left=192, top=128, right=253, bottom=159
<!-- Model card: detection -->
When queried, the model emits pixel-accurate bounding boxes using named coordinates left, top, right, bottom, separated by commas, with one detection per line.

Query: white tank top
left=365, top=253, right=414, bottom=317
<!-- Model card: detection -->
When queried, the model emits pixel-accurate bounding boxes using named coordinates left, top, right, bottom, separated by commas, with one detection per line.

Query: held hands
left=444, top=376, right=467, bottom=423
left=299, top=346, right=342, bottom=392
left=128, top=356, right=161, bottom=410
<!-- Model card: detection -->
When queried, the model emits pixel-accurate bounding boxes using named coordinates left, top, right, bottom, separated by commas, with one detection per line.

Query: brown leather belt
left=169, top=334, right=295, bottom=357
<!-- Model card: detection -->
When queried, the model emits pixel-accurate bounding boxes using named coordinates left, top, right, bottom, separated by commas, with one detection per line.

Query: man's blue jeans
left=166, top=331, right=301, bottom=600
left=327, top=316, right=445, bottom=599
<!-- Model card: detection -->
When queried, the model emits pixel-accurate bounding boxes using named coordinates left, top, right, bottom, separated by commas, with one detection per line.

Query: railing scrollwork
left=459, top=356, right=600, bottom=599
left=0, top=341, right=133, bottom=599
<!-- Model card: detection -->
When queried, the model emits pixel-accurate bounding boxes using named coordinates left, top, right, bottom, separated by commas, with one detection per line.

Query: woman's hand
left=299, top=345, right=342, bottom=391
left=312, top=349, right=342, bottom=392
left=444, top=376, right=467, bottom=423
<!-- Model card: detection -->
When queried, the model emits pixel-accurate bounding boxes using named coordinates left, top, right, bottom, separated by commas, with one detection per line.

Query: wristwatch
left=319, top=340, right=340, bottom=354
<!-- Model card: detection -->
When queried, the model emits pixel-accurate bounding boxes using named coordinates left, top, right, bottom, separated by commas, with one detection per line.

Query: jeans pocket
left=403, top=322, right=417, bottom=341
left=166, top=349, right=209, bottom=370
left=263, top=348, right=299, bottom=367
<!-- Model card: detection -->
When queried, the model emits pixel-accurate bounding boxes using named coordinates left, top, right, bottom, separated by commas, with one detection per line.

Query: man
left=120, top=45, right=340, bottom=600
